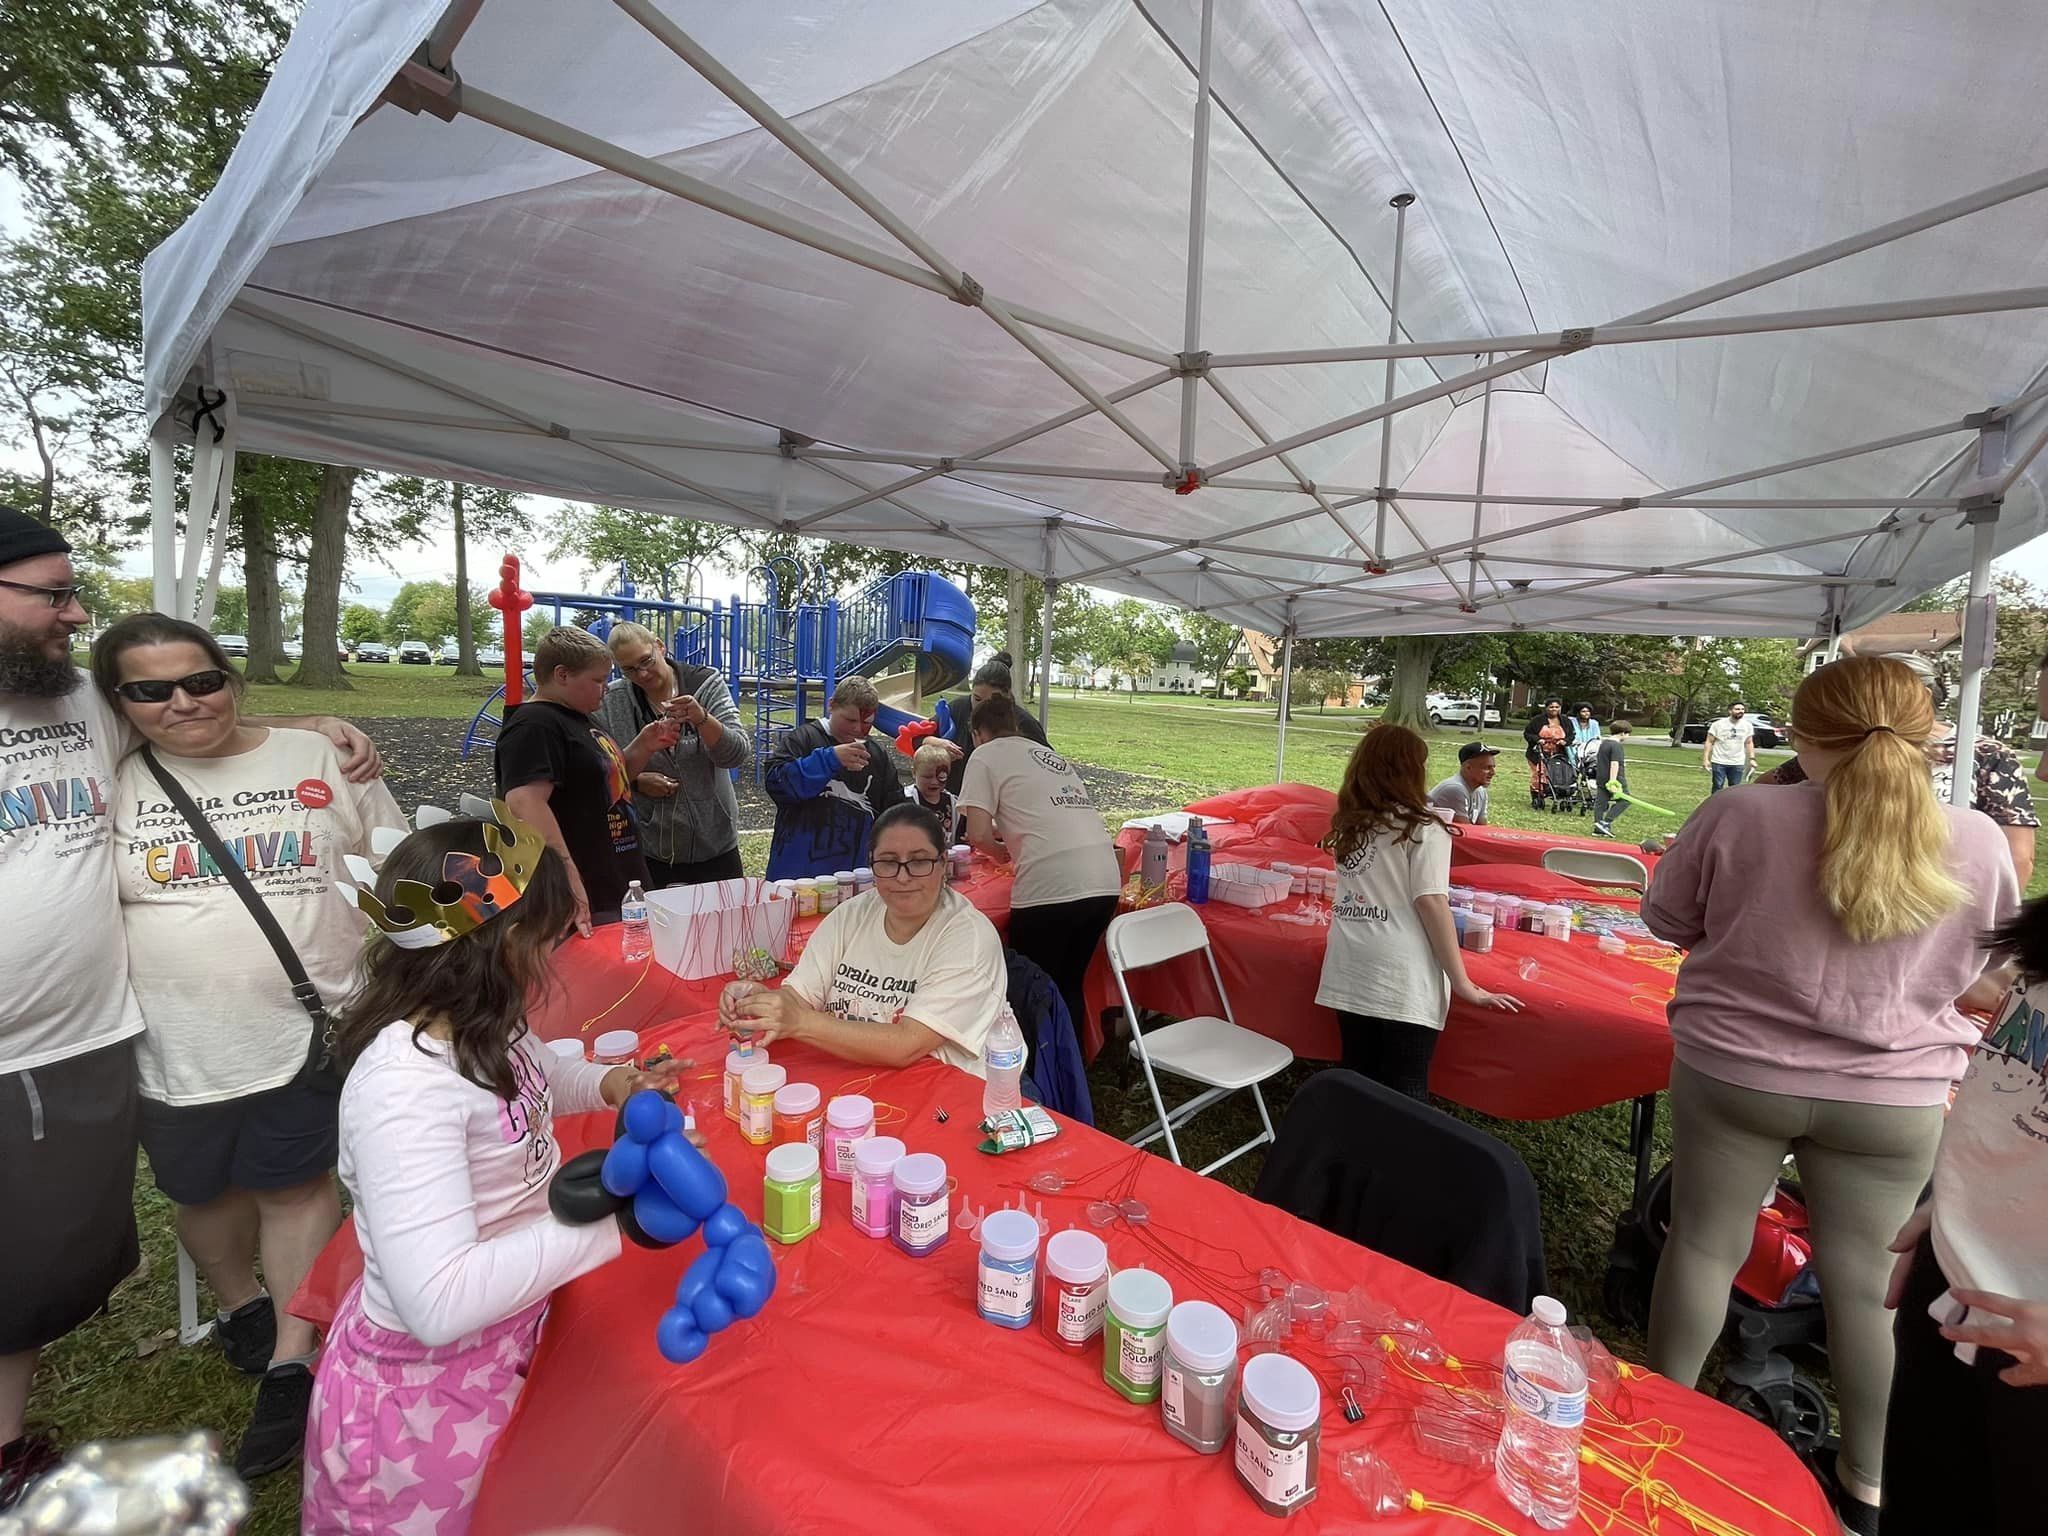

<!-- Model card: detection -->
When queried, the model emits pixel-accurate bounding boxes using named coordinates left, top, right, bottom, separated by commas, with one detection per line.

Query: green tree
left=291, top=466, right=356, bottom=691
left=1180, top=611, right=1244, bottom=698
left=341, top=604, right=387, bottom=649
left=377, top=478, right=531, bottom=675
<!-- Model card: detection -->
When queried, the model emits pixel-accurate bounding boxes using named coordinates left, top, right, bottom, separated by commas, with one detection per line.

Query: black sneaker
left=1590, top=823, right=1614, bottom=838
left=234, top=1361, right=314, bottom=1479
left=0, top=1433, right=63, bottom=1511
left=213, top=1293, right=276, bottom=1376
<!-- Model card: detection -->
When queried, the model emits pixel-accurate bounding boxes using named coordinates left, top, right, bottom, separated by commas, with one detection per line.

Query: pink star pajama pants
left=300, top=1280, right=548, bottom=1535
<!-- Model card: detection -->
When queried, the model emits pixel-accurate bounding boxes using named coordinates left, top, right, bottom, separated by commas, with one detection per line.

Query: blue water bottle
left=1186, top=824, right=1212, bottom=905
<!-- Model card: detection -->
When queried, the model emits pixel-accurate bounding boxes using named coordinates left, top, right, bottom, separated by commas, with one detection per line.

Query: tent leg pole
left=1375, top=193, right=1416, bottom=563
left=1275, top=628, right=1296, bottom=782
left=197, top=429, right=238, bottom=629
left=1177, top=0, right=1216, bottom=472
left=1038, top=577, right=1058, bottom=729
left=149, top=429, right=178, bottom=615
left=1952, top=492, right=2002, bottom=806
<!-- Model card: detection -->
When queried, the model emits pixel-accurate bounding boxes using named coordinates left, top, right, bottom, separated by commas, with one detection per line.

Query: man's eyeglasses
left=0, top=578, right=84, bottom=609
left=114, top=669, right=232, bottom=704
left=872, top=854, right=942, bottom=880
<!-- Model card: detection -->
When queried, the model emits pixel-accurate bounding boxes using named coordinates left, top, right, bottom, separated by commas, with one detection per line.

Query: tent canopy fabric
left=142, top=0, right=2048, bottom=637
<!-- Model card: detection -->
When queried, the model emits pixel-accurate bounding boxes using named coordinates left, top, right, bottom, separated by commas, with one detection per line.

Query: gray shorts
left=0, top=1039, right=140, bottom=1354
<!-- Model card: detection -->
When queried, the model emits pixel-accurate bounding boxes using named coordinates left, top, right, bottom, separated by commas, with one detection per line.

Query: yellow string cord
left=872, top=1101, right=910, bottom=1128
left=1406, top=1492, right=1523, bottom=1535
left=578, top=957, right=654, bottom=1033
left=1580, top=1432, right=1823, bottom=1536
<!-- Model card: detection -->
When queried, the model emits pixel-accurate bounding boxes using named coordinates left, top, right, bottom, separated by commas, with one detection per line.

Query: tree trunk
left=1380, top=635, right=1445, bottom=731
left=290, top=466, right=355, bottom=691
left=452, top=483, right=481, bottom=677
left=1005, top=568, right=1027, bottom=683
left=242, top=487, right=285, bottom=685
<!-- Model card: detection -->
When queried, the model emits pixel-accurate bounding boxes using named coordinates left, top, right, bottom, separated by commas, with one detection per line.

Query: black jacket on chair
left=1252, top=1069, right=1548, bottom=1313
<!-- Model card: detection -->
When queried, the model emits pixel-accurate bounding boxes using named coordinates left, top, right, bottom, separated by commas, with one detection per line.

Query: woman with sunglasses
left=721, top=801, right=1009, bottom=1074
left=91, top=614, right=406, bottom=1481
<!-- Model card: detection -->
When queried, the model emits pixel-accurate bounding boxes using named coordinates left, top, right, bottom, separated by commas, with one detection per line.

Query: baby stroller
left=1604, top=1160, right=1832, bottom=1457
left=1537, top=739, right=1592, bottom=815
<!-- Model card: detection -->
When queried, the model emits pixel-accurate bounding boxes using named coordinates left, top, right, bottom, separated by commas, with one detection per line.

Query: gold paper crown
left=337, top=797, right=548, bottom=949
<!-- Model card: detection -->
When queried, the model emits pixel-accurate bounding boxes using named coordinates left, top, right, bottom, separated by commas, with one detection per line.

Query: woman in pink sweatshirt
left=1641, top=655, right=2016, bottom=1533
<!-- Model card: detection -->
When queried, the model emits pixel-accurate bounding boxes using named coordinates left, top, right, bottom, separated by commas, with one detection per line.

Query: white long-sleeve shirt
left=339, top=1021, right=622, bottom=1346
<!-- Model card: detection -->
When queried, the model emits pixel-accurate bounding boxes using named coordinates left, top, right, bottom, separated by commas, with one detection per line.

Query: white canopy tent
left=141, top=0, right=2048, bottom=783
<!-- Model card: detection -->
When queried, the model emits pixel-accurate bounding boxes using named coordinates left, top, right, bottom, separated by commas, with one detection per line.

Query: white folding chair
left=1105, top=903, right=1294, bottom=1176
left=1540, top=846, right=1652, bottom=893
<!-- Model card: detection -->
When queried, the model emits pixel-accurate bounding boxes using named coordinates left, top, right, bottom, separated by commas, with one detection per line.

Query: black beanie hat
left=0, top=506, right=70, bottom=572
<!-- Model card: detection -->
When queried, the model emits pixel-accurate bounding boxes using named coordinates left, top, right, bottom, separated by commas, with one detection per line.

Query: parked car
left=477, top=644, right=506, bottom=668
left=397, top=640, right=433, bottom=665
left=436, top=641, right=461, bottom=665
left=281, top=638, right=303, bottom=661
left=1678, top=713, right=1784, bottom=750
left=353, top=642, right=392, bottom=663
left=1425, top=695, right=1503, bottom=729
left=215, top=633, right=248, bottom=657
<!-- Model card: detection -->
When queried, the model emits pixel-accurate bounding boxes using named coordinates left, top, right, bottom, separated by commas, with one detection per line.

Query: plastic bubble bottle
left=1493, top=1295, right=1587, bottom=1529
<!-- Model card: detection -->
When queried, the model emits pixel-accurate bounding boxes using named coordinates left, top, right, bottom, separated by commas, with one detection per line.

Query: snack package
left=978, top=1105, right=1061, bottom=1154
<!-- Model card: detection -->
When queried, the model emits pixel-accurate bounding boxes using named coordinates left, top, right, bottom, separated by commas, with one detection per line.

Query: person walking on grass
left=1702, top=701, right=1756, bottom=791
left=1315, top=724, right=1521, bottom=1101
left=1591, top=721, right=1633, bottom=838
left=0, top=508, right=383, bottom=1510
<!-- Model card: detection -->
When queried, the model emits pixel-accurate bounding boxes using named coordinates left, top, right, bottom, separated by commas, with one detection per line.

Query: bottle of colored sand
left=822, top=1094, right=874, bottom=1181
left=772, top=1081, right=823, bottom=1150
left=739, top=1063, right=786, bottom=1147
left=762, top=1143, right=822, bottom=1245
left=850, top=1135, right=905, bottom=1238
left=1234, top=1353, right=1321, bottom=1517
left=1102, top=1269, right=1172, bottom=1403
left=975, top=1208, right=1040, bottom=1330
left=722, top=1044, right=768, bottom=1123
left=892, top=1152, right=949, bottom=1256
left=1040, top=1230, right=1109, bottom=1353
left=1162, top=1300, right=1240, bottom=1454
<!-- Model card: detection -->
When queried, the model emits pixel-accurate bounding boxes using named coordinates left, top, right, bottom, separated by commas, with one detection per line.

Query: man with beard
left=0, top=508, right=382, bottom=1506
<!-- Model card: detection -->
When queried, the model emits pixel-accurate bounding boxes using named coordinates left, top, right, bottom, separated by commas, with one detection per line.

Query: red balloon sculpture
left=487, top=555, right=534, bottom=705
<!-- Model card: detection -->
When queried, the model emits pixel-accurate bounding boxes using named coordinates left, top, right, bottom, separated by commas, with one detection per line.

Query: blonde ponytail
left=1791, top=657, right=1966, bottom=942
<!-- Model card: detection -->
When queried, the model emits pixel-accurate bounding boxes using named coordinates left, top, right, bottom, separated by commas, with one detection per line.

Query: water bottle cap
left=626, top=881, right=643, bottom=897
left=1532, top=1295, right=1567, bottom=1328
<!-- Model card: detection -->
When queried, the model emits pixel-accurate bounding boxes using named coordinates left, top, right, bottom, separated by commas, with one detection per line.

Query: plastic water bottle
left=1494, top=1296, right=1587, bottom=1529
left=982, top=1006, right=1026, bottom=1118
left=1185, top=826, right=1212, bottom=905
left=619, top=881, right=652, bottom=962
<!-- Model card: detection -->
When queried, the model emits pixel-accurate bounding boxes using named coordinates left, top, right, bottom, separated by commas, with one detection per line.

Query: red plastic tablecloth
left=1450, top=821, right=1662, bottom=873
left=1092, top=831, right=1675, bottom=1121
left=301, top=1010, right=1828, bottom=1536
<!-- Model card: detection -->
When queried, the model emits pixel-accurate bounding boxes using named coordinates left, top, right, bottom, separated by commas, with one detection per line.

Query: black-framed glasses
left=872, top=854, right=942, bottom=880
left=114, top=669, right=232, bottom=704
left=0, top=578, right=84, bottom=609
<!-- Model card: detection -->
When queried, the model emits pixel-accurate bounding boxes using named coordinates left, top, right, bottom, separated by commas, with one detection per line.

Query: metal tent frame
left=144, top=0, right=2048, bottom=789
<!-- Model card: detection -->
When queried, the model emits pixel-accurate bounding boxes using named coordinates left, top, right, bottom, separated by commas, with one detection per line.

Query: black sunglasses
left=114, top=669, right=233, bottom=704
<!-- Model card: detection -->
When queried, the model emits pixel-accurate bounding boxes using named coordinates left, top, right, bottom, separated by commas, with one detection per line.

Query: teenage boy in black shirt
left=496, top=626, right=678, bottom=933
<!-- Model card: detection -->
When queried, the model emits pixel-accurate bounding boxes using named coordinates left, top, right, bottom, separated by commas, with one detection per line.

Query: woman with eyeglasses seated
left=594, top=622, right=751, bottom=888
left=91, top=613, right=406, bottom=1482
left=721, top=801, right=1008, bottom=1075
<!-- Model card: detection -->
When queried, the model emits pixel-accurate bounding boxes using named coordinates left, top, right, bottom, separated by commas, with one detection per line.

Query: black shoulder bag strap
left=140, top=746, right=340, bottom=1090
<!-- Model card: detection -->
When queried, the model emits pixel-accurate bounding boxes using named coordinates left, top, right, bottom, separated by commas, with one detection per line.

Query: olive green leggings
left=1647, top=1060, right=1945, bottom=1499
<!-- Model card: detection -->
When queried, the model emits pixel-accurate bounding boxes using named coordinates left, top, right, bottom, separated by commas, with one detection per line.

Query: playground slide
left=864, top=571, right=976, bottom=738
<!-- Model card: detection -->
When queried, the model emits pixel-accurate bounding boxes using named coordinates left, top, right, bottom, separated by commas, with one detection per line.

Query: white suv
left=1426, top=695, right=1502, bottom=728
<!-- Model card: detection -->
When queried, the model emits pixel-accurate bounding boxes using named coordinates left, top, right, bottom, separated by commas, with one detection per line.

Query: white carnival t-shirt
left=957, top=736, right=1121, bottom=909
left=1931, top=979, right=2048, bottom=1301
left=0, top=675, right=143, bottom=1072
left=113, top=728, right=406, bottom=1104
left=1315, top=818, right=1454, bottom=1030
left=783, top=886, right=1007, bottom=1076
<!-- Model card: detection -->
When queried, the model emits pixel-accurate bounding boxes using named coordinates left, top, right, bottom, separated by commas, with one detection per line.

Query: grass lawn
left=41, top=667, right=2013, bottom=1524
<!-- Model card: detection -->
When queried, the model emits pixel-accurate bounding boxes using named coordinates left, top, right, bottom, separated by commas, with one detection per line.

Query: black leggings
left=1007, top=896, right=1118, bottom=1050
left=1336, top=1012, right=1440, bottom=1102
left=1883, top=1235, right=2047, bottom=1531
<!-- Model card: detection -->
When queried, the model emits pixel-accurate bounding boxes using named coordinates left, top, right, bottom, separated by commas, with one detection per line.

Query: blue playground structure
left=460, top=560, right=978, bottom=780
